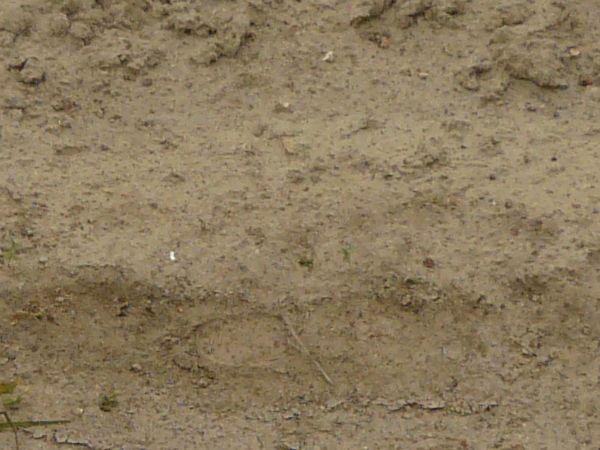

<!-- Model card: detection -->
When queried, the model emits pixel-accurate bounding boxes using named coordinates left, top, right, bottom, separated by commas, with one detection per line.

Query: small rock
left=54, top=143, right=88, bottom=156
left=274, top=101, right=292, bottom=113
left=130, top=363, right=142, bottom=373
left=501, top=46, right=568, bottom=89
left=32, top=430, right=47, bottom=439
left=4, top=97, right=27, bottom=110
left=362, top=31, right=392, bottom=49
left=69, top=21, right=93, bottom=43
left=418, top=72, right=429, bottom=80
left=252, top=123, right=267, bottom=137
left=195, top=377, right=211, bottom=388
left=173, top=353, right=196, bottom=371
left=38, top=256, right=48, bottom=264
left=17, top=57, right=46, bottom=86
left=54, top=432, right=68, bottom=444
left=47, top=13, right=70, bottom=36
left=278, top=441, right=301, bottom=450
left=56, top=435, right=92, bottom=447
left=163, top=172, right=185, bottom=185
left=419, top=399, right=446, bottom=410
left=283, top=408, right=301, bottom=420
left=525, top=103, right=538, bottom=112
left=5, top=349, right=17, bottom=360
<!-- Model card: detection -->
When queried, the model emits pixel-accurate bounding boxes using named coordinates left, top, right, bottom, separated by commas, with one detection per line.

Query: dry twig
left=1, top=411, right=19, bottom=450
left=280, top=314, right=334, bottom=385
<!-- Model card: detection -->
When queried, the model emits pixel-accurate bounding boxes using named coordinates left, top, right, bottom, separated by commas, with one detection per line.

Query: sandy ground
left=1, top=0, right=600, bottom=448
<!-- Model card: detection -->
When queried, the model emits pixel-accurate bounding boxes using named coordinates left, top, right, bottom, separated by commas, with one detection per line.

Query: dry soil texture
left=1, top=0, right=600, bottom=449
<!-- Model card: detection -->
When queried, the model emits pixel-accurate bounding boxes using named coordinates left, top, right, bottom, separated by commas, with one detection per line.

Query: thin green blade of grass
left=2, top=396, right=21, bottom=410
left=0, top=239, right=23, bottom=266
left=0, top=419, right=69, bottom=432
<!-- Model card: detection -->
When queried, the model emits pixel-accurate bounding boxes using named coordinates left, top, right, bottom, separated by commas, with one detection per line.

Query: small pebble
left=38, top=256, right=48, bottom=264
left=274, top=101, right=292, bottom=113
left=32, top=430, right=47, bottom=439
left=54, top=432, right=68, bottom=444
left=5, top=96, right=27, bottom=110
left=525, top=103, right=537, bottom=112
left=252, top=123, right=267, bottom=137
left=196, top=378, right=210, bottom=388
left=131, top=363, right=142, bottom=373
left=48, top=13, right=70, bottom=36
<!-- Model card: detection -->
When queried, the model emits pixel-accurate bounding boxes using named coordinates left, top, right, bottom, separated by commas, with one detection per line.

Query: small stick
left=278, top=137, right=293, bottom=156
left=280, top=314, right=334, bottom=385
left=1, top=411, right=19, bottom=450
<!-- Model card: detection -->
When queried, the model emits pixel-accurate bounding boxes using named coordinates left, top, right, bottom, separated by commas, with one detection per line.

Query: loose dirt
left=1, top=0, right=600, bottom=448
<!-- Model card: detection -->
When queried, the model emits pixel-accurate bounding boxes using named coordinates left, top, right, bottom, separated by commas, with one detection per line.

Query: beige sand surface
left=1, top=0, right=600, bottom=448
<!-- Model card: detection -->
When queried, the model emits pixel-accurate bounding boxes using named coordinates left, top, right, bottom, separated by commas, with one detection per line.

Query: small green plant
left=298, top=256, right=314, bottom=269
left=99, top=392, right=118, bottom=412
left=342, top=243, right=355, bottom=262
left=0, top=416, right=69, bottom=432
left=1, top=380, right=69, bottom=450
left=1, top=396, right=21, bottom=411
left=0, top=239, right=23, bottom=266
left=1, top=381, right=21, bottom=411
